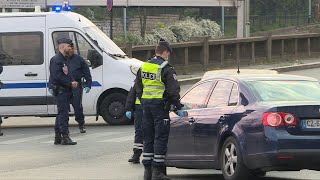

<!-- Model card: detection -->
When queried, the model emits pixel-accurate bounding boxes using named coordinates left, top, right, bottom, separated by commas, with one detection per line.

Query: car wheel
left=221, top=137, right=250, bottom=180
left=100, top=93, right=129, bottom=125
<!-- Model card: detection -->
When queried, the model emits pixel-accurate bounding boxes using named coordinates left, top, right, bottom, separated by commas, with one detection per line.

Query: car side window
left=52, top=31, right=103, bottom=68
left=228, top=84, right=239, bottom=106
left=207, top=80, right=234, bottom=108
left=181, top=81, right=214, bottom=110
left=0, top=32, right=43, bottom=66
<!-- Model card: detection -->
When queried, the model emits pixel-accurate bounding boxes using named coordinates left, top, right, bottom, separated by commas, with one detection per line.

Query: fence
left=120, top=33, right=320, bottom=74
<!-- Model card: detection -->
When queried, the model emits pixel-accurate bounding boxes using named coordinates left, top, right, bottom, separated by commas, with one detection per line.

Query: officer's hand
left=84, top=87, right=91, bottom=93
left=177, top=110, right=188, bottom=118
left=71, top=81, right=78, bottom=89
left=48, top=88, right=54, bottom=95
left=125, top=111, right=132, bottom=120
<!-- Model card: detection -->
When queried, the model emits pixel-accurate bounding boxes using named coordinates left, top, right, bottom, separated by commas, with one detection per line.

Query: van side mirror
left=87, top=49, right=103, bottom=69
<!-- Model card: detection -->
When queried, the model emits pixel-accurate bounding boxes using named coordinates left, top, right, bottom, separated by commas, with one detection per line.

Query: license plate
left=303, top=120, right=320, bottom=128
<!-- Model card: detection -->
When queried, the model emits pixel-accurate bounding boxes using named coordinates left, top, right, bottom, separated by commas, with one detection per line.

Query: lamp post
left=245, top=0, right=250, bottom=37
left=309, top=0, right=312, bottom=23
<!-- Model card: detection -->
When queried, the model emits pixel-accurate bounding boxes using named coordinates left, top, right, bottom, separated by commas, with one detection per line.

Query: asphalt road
left=1, top=68, right=320, bottom=179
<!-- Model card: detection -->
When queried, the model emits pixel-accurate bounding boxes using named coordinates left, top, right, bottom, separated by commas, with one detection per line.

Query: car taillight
left=263, top=112, right=297, bottom=127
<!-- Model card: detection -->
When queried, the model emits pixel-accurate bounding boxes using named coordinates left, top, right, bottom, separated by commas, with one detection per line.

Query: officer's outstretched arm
left=164, top=67, right=182, bottom=110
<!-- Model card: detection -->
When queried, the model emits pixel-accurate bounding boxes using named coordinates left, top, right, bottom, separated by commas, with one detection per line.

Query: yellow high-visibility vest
left=141, top=61, right=168, bottom=99
left=135, top=97, right=141, bottom=105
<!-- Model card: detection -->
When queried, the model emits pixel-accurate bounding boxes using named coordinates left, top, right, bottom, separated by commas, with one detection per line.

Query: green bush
left=114, top=17, right=222, bottom=45
left=113, top=32, right=143, bottom=46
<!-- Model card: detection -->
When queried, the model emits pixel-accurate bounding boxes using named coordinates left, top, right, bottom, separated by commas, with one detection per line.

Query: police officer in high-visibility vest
left=125, top=82, right=143, bottom=163
left=136, top=38, right=187, bottom=180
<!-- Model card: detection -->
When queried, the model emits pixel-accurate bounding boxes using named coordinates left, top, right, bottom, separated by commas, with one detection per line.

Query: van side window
left=0, top=32, right=43, bottom=66
left=52, top=31, right=103, bottom=68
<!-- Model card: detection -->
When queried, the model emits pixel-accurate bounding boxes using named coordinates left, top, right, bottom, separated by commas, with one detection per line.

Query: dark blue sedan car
left=166, top=72, right=320, bottom=180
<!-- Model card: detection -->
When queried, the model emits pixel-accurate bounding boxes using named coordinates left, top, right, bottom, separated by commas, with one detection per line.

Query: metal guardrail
left=120, top=33, right=320, bottom=74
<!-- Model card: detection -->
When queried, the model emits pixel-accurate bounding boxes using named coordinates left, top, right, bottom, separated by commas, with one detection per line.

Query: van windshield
left=83, top=26, right=125, bottom=56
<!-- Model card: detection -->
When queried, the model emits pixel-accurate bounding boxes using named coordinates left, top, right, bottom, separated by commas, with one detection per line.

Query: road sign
left=107, top=0, right=113, bottom=11
left=0, top=0, right=46, bottom=8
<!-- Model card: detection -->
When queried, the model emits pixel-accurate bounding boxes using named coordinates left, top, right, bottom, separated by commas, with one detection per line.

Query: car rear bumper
left=245, top=149, right=320, bottom=171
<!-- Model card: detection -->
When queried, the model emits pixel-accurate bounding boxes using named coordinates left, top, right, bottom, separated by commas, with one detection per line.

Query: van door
left=0, top=16, right=48, bottom=116
left=47, top=29, right=103, bottom=115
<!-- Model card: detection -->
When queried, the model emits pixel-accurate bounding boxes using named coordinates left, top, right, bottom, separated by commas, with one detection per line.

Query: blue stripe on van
left=1, top=81, right=102, bottom=89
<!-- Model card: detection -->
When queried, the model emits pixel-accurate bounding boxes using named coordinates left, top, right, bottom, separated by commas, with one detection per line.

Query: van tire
left=100, top=93, right=129, bottom=125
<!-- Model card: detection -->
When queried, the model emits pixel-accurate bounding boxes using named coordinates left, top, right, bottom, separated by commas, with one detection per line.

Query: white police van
left=0, top=10, right=142, bottom=125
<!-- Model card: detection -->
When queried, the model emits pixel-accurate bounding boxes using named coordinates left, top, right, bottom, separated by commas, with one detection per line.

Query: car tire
left=221, top=136, right=250, bottom=180
left=100, top=93, right=129, bottom=125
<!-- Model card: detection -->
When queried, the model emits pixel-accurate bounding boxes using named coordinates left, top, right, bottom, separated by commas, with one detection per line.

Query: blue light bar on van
left=53, top=6, right=62, bottom=12
left=65, top=5, right=72, bottom=11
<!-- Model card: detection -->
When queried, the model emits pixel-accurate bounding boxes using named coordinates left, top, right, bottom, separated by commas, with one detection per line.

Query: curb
left=178, top=62, right=320, bottom=85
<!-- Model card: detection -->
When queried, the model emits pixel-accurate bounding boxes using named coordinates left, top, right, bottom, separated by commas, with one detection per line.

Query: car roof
left=201, top=69, right=278, bottom=80
left=201, top=70, right=318, bottom=82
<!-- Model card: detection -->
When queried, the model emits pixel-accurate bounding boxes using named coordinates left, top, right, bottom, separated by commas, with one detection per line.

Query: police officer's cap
left=159, top=38, right=173, bottom=54
left=57, top=38, right=73, bottom=45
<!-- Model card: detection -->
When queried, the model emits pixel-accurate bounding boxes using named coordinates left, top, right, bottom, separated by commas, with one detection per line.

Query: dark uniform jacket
left=49, top=52, right=74, bottom=90
left=125, top=82, right=138, bottom=112
left=136, top=56, right=182, bottom=110
left=0, top=62, right=3, bottom=74
left=69, top=54, right=92, bottom=88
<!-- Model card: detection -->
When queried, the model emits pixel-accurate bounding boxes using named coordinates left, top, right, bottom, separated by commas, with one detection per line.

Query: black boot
left=79, top=126, right=86, bottom=133
left=128, top=149, right=142, bottom=164
left=152, top=166, right=170, bottom=180
left=61, top=134, right=77, bottom=145
left=144, top=166, right=152, bottom=180
left=160, top=166, right=167, bottom=176
left=54, top=133, right=61, bottom=145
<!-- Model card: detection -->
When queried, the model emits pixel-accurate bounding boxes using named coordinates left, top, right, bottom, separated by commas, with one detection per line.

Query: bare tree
left=138, top=7, right=147, bottom=39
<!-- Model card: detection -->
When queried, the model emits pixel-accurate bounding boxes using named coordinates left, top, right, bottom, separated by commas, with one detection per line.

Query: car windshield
left=246, top=80, right=320, bottom=101
left=83, top=26, right=125, bottom=56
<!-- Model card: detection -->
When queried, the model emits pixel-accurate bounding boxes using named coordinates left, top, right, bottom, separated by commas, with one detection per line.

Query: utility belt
left=50, top=84, right=70, bottom=96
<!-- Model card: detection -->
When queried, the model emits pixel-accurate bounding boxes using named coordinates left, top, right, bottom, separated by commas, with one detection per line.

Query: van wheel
left=100, top=93, right=129, bottom=125
left=221, top=137, right=250, bottom=180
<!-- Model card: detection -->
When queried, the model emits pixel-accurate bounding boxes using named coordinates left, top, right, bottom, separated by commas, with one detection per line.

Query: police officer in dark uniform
left=136, top=38, right=187, bottom=180
left=125, top=82, right=143, bottom=164
left=49, top=38, right=78, bottom=145
left=68, top=44, right=92, bottom=133
left=0, top=62, right=3, bottom=136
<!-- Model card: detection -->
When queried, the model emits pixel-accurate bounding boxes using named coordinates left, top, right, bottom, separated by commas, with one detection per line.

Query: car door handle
left=189, top=117, right=195, bottom=124
left=25, top=73, right=38, bottom=77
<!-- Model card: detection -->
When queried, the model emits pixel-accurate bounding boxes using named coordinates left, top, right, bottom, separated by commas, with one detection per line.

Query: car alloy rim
left=223, top=142, right=237, bottom=176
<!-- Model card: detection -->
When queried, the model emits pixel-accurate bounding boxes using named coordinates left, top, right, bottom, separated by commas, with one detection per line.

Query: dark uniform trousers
left=71, top=85, right=85, bottom=127
left=142, top=103, right=170, bottom=167
left=54, top=90, right=71, bottom=134
left=134, top=105, right=143, bottom=147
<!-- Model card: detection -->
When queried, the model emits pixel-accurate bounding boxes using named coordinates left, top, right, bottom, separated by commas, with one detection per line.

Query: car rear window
left=246, top=80, right=320, bottom=101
